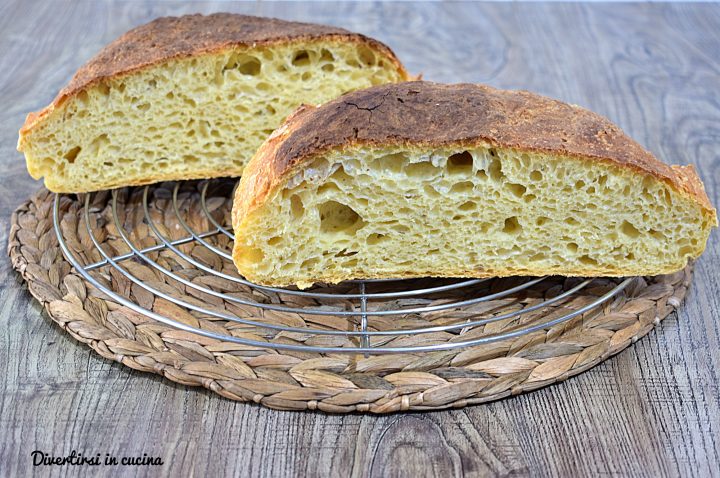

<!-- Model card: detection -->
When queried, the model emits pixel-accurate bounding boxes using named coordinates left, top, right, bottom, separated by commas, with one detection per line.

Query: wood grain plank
left=0, top=1, right=718, bottom=477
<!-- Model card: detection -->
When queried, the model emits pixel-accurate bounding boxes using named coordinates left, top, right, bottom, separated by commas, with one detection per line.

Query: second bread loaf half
left=232, top=82, right=716, bottom=288
left=18, top=13, right=409, bottom=192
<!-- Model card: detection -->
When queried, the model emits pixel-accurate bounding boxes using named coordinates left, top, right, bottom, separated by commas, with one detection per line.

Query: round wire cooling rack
left=53, top=179, right=632, bottom=355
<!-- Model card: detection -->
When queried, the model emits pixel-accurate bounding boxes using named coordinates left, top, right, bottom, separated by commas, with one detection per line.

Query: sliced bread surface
left=18, top=13, right=409, bottom=192
left=232, top=81, right=716, bottom=288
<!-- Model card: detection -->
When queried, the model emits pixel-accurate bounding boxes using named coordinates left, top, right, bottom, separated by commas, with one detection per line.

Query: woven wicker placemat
left=8, top=188, right=692, bottom=413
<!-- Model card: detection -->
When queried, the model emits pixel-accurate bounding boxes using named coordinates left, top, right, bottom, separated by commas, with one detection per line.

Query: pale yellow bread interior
left=233, top=144, right=716, bottom=288
left=18, top=40, right=406, bottom=192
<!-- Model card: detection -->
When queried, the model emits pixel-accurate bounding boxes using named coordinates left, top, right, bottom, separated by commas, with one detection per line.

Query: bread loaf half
left=232, top=82, right=716, bottom=288
left=18, top=13, right=409, bottom=192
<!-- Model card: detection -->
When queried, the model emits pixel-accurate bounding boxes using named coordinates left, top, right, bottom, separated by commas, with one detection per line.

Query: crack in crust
left=344, top=90, right=392, bottom=114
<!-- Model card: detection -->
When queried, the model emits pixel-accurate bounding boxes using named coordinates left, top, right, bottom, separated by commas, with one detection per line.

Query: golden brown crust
left=233, top=81, right=716, bottom=228
left=19, top=13, right=408, bottom=137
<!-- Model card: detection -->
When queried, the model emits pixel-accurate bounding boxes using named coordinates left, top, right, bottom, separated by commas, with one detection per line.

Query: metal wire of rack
left=53, top=179, right=631, bottom=355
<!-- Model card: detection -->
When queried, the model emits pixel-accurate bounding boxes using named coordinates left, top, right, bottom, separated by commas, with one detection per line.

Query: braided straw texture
left=9, top=187, right=692, bottom=413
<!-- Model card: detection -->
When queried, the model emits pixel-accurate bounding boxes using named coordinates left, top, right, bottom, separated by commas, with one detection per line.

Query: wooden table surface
left=1, top=1, right=719, bottom=477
